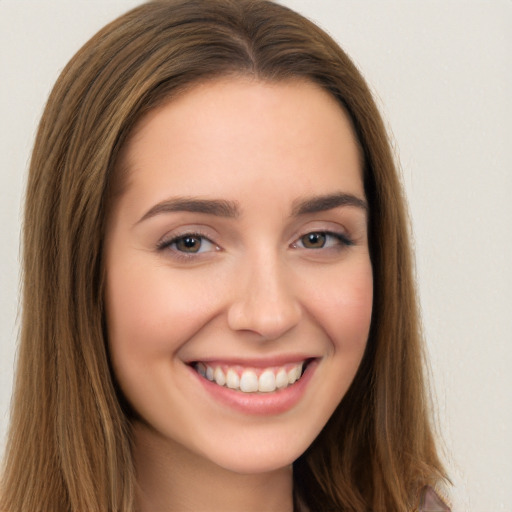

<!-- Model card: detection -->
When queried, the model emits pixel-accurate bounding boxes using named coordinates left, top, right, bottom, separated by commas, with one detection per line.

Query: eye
left=158, top=233, right=218, bottom=255
left=301, top=232, right=328, bottom=249
left=294, top=231, right=353, bottom=250
left=174, top=235, right=206, bottom=253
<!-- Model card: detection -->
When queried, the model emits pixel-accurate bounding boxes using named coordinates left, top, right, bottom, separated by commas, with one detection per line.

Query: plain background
left=1, top=1, right=511, bottom=510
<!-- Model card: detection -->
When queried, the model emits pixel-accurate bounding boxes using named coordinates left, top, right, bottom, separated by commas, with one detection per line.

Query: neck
left=133, top=422, right=294, bottom=512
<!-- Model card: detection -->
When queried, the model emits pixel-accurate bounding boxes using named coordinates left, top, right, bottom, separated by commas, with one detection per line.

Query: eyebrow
left=291, top=193, right=368, bottom=216
left=136, top=192, right=367, bottom=226
left=136, top=197, right=241, bottom=224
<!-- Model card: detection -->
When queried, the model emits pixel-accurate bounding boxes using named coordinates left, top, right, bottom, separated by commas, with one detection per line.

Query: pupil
left=178, top=236, right=200, bottom=252
left=304, top=232, right=325, bottom=248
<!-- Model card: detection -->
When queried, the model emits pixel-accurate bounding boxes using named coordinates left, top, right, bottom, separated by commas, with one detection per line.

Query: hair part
left=2, top=1, right=447, bottom=510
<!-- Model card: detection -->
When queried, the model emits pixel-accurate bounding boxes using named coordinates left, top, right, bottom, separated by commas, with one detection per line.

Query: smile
left=193, top=361, right=307, bottom=393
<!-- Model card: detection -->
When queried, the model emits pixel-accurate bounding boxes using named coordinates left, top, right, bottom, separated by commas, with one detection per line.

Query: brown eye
left=158, top=233, right=218, bottom=257
left=175, top=236, right=203, bottom=253
left=301, top=232, right=326, bottom=249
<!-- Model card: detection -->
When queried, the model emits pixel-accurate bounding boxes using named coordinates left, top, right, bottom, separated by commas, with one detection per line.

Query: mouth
left=190, top=359, right=314, bottom=394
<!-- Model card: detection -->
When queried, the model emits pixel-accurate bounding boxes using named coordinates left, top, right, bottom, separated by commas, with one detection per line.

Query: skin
left=105, top=78, right=373, bottom=511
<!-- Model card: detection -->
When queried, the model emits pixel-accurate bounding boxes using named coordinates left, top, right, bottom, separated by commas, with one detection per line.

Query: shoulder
left=416, top=485, right=452, bottom=512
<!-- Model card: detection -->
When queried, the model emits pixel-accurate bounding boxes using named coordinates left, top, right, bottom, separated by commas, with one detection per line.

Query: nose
left=227, top=254, right=302, bottom=341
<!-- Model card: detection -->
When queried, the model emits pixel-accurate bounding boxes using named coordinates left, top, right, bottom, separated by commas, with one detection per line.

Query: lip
left=186, top=354, right=312, bottom=367
left=186, top=357, right=319, bottom=415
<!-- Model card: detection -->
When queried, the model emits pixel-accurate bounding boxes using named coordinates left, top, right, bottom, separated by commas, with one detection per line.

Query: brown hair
left=1, top=1, right=447, bottom=510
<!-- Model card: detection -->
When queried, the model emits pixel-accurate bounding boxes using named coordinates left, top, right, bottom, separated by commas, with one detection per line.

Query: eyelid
left=156, top=230, right=220, bottom=258
left=291, top=229, right=354, bottom=249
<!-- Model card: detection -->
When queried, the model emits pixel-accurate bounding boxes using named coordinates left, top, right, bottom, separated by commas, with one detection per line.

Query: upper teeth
left=195, top=362, right=305, bottom=393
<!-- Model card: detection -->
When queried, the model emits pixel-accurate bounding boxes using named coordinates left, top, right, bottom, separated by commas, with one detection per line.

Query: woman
left=1, top=0, right=450, bottom=510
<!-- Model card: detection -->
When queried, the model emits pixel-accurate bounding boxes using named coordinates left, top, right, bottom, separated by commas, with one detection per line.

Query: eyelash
left=157, top=229, right=353, bottom=261
left=156, top=231, right=218, bottom=261
left=291, top=231, right=354, bottom=251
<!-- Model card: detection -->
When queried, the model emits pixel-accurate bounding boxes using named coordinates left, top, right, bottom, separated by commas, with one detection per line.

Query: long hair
left=1, top=1, right=447, bottom=510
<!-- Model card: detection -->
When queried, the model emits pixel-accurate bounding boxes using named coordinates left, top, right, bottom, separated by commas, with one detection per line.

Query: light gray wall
left=1, top=1, right=511, bottom=510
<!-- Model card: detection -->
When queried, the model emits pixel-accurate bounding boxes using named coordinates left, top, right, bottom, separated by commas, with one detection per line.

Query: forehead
left=114, top=77, right=364, bottom=215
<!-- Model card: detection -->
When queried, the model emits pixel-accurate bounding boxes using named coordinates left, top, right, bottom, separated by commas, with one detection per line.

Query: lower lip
left=187, top=360, right=318, bottom=415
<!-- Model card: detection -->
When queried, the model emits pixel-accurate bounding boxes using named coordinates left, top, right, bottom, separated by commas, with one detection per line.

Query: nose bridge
left=227, top=248, right=301, bottom=340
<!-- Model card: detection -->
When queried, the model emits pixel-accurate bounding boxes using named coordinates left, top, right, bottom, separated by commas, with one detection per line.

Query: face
left=105, top=78, right=373, bottom=474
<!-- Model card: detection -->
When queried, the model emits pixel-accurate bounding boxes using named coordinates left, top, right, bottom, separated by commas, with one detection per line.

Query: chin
left=189, top=423, right=318, bottom=476
left=210, top=449, right=297, bottom=476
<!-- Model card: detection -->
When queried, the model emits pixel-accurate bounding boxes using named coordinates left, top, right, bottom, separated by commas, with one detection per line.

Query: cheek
left=104, top=261, right=226, bottom=423
left=290, top=260, right=372, bottom=438
left=105, top=261, right=221, bottom=364
left=305, top=261, right=373, bottom=351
